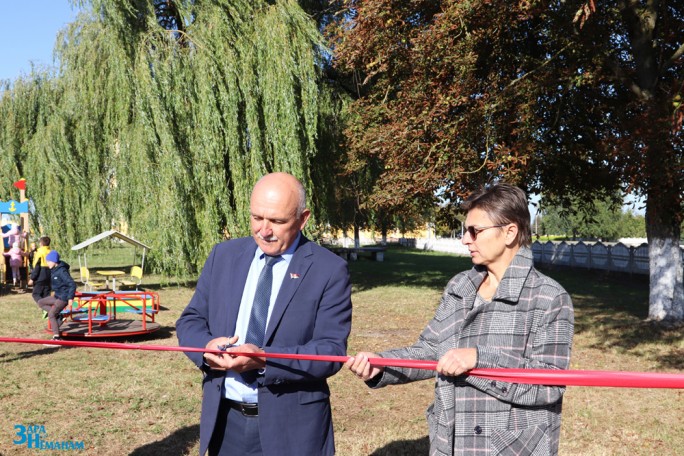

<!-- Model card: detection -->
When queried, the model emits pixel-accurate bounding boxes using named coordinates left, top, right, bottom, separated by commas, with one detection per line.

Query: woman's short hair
left=461, top=183, right=532, bottom=247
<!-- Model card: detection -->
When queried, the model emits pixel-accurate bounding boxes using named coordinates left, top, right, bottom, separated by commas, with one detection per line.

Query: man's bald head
left=250, top=173, right=310, bottom=256
left=253, top=172, right=307, bottom=217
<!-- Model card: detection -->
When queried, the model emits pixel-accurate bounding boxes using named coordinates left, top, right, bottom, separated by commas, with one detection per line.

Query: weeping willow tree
left=0, top=0, right=345, bottom=277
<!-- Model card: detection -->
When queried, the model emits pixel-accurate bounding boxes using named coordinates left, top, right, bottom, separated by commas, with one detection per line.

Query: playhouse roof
left=71, top=230, right=150, bottom=251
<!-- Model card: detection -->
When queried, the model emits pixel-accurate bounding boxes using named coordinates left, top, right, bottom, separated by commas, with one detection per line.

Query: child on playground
left=1, top=222, right=27, bottom=248
left=2, top=241, right=25, bottom=287
left=37, top=250, right=76, bottom=342
left=29, top=236, right=52, bottom=302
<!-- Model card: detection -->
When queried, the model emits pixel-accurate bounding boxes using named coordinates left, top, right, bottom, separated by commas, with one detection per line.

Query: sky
left=0, top=1, right=80, bottom=82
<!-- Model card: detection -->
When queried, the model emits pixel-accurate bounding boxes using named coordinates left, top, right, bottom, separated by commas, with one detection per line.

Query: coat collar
left=456, top=246, right=534, bottom=304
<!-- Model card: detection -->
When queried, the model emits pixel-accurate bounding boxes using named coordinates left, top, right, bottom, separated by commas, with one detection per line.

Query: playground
left=0, top=179, right=161, bottom=338
left=51, top=290, right=161, bottom=337
left=58, top=230, right=161, bottom=338
left=2, top=180, right=161, bottom=338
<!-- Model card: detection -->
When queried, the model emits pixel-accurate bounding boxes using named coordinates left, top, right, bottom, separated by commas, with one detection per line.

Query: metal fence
left=532, top=241, right=684, bottom=275
left=398, top=237, right=684, bottom=276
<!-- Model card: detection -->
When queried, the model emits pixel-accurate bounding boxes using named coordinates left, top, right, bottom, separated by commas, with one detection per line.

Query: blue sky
left=0, top=1, right=80, bottom=82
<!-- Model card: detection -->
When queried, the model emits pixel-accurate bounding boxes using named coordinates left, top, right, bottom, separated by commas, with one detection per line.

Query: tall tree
left=331, top=0, right=684, bottom=323
left=0, top=0, right=343, bottom=276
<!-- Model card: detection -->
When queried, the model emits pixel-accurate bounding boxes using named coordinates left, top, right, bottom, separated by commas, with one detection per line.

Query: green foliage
left=0, top=0, right=342, bottom=276
left=539, top=195, right=646, bottom=241
left=434, top=203, right=465, bottom=238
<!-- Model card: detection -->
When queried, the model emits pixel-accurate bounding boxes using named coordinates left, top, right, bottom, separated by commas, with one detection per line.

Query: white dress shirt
left=223, top=234, right=299, bottom=402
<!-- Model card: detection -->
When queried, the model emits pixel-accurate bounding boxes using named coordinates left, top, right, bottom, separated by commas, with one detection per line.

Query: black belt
left=224, top=399, right=259, bottom=417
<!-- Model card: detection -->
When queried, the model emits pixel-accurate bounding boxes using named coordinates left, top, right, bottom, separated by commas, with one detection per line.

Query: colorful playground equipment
left=1, top=179, right=30, bottom=288
left=47, top=290, right=162, bottom=338
left=59, top=230, right=158, bottom=337
left=71, top=230, right=150, bottom=273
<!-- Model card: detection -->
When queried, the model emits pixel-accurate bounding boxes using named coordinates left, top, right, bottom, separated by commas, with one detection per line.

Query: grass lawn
left=0, top=246, right=682, bottom=455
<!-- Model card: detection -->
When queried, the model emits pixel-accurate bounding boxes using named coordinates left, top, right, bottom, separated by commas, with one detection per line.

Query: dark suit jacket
left=176, top=235, right=352, bottom=456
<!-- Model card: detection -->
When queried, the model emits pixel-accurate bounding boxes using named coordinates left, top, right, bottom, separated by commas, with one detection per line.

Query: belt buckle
left=239, top=402, right=258, bottom=417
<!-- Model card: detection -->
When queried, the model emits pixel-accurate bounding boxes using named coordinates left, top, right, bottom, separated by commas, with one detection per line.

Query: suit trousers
left=208, top=398, right=263, bottom=456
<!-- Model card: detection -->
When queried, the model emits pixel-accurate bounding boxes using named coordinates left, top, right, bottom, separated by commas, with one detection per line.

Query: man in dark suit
left=176, top=172, right=352, bottom=456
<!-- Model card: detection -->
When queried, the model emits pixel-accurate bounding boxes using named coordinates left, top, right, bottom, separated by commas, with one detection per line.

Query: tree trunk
left=645, top=155, right=684, bottom=325
left=625, top=1, right=684, bottom=325
left=646, top=234, right=684, bottom=323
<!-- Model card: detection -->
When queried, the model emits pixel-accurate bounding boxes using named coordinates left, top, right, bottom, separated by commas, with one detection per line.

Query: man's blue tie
left=242, top=254, right=281, bottom=384
left=245, top=254, right=281, bottom=347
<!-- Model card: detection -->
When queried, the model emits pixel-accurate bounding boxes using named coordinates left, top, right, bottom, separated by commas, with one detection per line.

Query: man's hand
left=203, top=336, right=266, bottom=372
left=345, top=351, right=384, bottom=381
left=436, top=348, right=477, bottom=377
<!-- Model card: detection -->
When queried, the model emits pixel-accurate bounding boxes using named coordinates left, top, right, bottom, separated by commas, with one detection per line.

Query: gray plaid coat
left=372, top=247, right=574, bottom=455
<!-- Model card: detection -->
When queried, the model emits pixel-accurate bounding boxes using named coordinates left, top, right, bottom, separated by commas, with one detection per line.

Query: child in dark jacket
left=37, top=250, right=77, bottom=341
left=29, top=236, right=52, bottom=302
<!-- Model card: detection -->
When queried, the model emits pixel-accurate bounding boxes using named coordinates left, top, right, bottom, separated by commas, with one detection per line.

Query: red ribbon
left=2, top=337, right=683, bottom=389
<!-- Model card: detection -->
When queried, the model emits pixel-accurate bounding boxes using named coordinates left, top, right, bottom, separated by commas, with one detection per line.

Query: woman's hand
left=436, top=348, right=477, bottom=377
left=345, top=351, right=384, bottom=381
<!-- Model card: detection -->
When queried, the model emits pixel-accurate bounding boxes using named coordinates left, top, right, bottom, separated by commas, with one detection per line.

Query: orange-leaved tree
left=330, top=0, right=683, bottom=324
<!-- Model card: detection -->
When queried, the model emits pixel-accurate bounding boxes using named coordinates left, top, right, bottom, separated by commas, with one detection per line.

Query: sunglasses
left=464, top=224, right=507, bottom=239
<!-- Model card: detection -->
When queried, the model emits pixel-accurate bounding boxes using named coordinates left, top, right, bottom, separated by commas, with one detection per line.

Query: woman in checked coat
left=347, top=184, right=574, bottom=456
